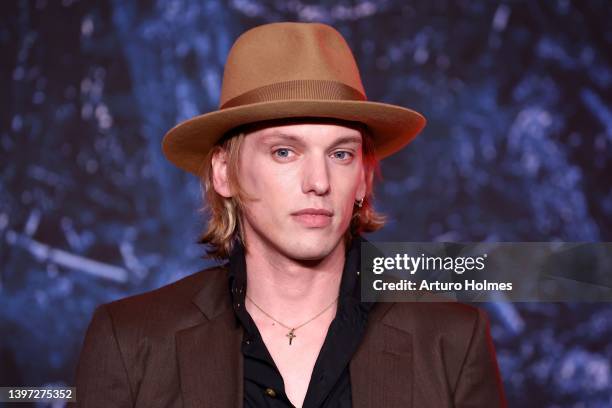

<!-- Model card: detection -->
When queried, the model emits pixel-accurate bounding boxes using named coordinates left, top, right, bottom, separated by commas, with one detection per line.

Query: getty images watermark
left=360, top=242, right=612, bottom=302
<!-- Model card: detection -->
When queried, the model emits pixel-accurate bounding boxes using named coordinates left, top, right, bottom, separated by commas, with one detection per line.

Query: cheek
left=332, top=170, right=361, bottom=197
left=241, top=162, right=296, bottom=209
left=240, top=158, right=272, bottom=193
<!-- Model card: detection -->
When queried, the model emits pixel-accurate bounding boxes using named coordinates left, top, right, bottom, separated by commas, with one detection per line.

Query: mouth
left=291, top=208, right=334, bottom=228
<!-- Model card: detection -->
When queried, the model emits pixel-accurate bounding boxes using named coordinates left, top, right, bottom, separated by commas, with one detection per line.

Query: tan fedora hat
left=162, top=22, right=427, bottom=176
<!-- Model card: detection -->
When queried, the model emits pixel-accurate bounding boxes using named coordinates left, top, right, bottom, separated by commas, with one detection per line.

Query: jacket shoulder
left=102, top=263, right=229, bottom=335
left=383, top=300, right=484, bottom=338
left=382, top=301, right=497, bottom=395
left=75, top=264, right=231, bottom=404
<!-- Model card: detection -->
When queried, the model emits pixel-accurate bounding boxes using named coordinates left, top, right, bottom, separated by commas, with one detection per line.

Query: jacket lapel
left=176, top=267, right=244, bottom=408
left=350, top=302, right=414, bottom=408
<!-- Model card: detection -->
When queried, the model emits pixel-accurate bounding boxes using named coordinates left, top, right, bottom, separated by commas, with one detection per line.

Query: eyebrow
left=261, top=133, right=362, bottom=147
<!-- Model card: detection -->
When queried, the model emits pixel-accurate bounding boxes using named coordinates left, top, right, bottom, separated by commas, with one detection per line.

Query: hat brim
left=162, top=99, right=427, bottom=176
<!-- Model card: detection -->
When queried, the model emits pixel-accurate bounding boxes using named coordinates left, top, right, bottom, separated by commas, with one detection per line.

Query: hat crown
left=219, top=22, right=366, bottom=108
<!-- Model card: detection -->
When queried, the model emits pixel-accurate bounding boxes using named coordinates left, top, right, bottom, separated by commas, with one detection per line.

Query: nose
left=301, top=153, right=330, bottom=196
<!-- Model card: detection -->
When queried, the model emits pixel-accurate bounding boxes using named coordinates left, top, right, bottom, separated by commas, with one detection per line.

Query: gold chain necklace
left=245, top=293, right=339, bottom=345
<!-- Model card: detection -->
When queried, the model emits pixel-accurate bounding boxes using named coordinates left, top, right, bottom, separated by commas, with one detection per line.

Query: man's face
left=217, top=121, right=367, bottom=262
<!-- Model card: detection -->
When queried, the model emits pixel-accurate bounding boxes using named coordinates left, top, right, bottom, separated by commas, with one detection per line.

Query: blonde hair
left=196, top=120, right=387, bottom=261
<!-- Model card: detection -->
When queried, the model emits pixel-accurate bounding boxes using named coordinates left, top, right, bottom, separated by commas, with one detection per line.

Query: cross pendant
left=286, top=328, right=296, bottom=345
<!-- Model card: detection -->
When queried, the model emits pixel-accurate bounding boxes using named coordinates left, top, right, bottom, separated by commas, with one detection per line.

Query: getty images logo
left=371, top=253, right=488, bottom=275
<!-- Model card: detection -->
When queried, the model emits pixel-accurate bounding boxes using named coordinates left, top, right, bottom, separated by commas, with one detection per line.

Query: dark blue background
left=2, top=0, right=611, bottom=406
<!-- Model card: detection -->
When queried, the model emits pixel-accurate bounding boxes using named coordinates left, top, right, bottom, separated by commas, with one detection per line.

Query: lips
left=291, top=208, right=333, bottom=216
left=291, top=208, right=333, bottom=228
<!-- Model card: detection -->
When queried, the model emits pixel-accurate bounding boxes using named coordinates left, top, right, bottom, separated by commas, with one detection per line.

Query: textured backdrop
left=1, top=0, right=611, bottom=406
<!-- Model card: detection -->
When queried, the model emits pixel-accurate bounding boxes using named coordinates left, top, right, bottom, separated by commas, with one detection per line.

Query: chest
left=254, top=315, right=334, bottom=407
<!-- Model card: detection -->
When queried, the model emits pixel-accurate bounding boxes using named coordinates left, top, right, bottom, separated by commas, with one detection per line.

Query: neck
left=242, top=233, right=345, bottom=326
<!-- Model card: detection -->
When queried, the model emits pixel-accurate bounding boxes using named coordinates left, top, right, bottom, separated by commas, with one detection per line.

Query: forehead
left=243, top=118, right=364, bottom=144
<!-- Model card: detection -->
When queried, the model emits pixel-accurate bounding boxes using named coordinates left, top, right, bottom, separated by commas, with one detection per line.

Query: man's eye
left=333, top=151, right=354, bottom=161
left=273, top=148, right=293, bottom=159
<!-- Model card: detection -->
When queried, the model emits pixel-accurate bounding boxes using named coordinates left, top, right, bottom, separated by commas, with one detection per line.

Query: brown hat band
left=220, top=79, right=366, bottom=109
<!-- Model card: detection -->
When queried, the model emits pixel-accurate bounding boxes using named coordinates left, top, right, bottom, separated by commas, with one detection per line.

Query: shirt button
left=264, top=388, right=277, bottom=398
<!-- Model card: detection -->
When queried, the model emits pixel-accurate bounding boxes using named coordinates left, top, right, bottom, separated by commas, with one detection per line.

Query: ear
left=211, top=148, right=233, bottom=198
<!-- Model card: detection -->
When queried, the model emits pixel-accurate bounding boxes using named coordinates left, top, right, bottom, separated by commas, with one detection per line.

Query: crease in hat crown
left=219, top=22, right=367, bottom=108
left=161, top=21, right=427, bottom=176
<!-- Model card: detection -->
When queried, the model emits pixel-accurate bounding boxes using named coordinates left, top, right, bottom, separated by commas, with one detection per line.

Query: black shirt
left=227, top=235, right=374, bottom=408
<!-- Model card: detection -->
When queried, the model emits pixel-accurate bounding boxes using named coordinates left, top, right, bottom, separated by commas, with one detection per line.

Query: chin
left=280, top=235, right=340, bottom=261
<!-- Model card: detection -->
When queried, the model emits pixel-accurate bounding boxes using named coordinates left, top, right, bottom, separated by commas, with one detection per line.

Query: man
left=74, top=22, right=506, bottom=407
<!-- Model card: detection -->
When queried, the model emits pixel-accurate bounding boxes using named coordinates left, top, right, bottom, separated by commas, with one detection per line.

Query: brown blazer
left=73, top=265, right=507, bottom=407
